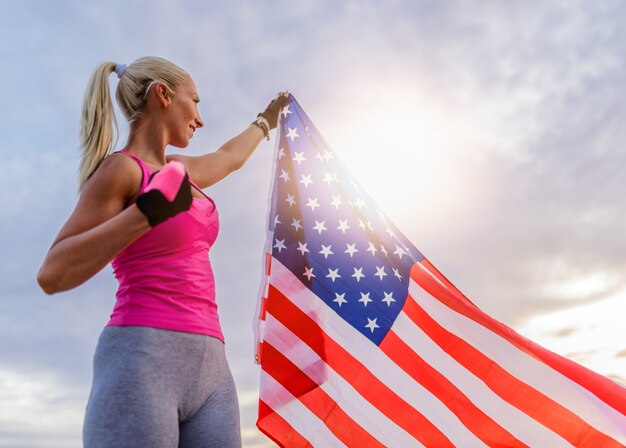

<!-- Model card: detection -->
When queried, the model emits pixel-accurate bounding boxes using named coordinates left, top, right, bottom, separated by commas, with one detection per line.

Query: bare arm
left=37, top=155, right=150, bottom=294
left=168, top=122, right=267, bottom=189
left=169, top=92, right=289, bottom=189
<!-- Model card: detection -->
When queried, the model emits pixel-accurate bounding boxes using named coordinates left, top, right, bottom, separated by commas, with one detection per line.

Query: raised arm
left=169, top=92, right=289, bottom=189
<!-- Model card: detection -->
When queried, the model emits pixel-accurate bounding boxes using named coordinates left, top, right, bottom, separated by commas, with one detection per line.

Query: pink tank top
left=108, top=150, right=224, bottom=342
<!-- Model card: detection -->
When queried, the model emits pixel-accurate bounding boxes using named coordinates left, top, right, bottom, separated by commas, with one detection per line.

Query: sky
left=1, top=0, right=625, bottom=446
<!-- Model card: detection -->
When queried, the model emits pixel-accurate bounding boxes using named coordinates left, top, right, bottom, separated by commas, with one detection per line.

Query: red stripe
left=259, top=295, right=269, bottom=320
left=262, top=342, right=385, bottom=447
left=381, top=330, right=528, bottom=448
left=265, top=252, right=272, bottom=275
left=403, top=293, right=622, bottom=447
left=412, top=260, right=626, bottom=414
left=265, top=283, right=455, bottom=448
left=257, top=399, right=312, bottom=448
left=256, top=341, right=264, bottom=364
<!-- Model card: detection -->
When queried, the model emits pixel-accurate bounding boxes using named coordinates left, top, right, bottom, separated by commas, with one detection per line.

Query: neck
left=124, top=117, right=169, bottom=167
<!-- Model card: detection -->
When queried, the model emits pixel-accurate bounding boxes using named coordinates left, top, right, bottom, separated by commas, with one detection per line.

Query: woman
left=37, top=56, right=288, bottom=447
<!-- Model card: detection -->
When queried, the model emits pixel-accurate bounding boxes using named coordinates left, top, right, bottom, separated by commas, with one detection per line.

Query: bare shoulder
left=166, top=153, right=203, bottom=185
left=166, top=153, right=191, bottom=170
left=97, top=151, right=142, bottom=186
left=85, top=152, right=145, bottom=203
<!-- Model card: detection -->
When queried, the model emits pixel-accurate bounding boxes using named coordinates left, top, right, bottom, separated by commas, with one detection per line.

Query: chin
left=171, top=139, right=190, bottom=149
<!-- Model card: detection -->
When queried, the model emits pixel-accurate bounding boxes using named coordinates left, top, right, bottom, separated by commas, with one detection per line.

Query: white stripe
left=269, top=258, right=488, bottom=448
left=253, top=117, right=285, bottom=363
left=260, top=371, right=347, bottom=448
left=264, top=312, right=423, bottom=448
left=409, top=266, right=626, bottom=443
left=394, top=308, right=573, bottom=448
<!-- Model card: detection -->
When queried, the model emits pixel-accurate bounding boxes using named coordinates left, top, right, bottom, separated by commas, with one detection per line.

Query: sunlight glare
left=542, top=271, right=618, bottom=301
left=318, top=76, right=478, bottom=232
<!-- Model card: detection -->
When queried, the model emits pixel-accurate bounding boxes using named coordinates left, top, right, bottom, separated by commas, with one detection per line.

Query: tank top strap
left=188, top=177, right=215, bottom=204
left=115, top=150, right=217, bottom=213
left=116, top=149, right=152, bottom=192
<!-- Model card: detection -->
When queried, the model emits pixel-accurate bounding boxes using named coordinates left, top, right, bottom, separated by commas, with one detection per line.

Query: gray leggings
left=83, top=326, right=241, bottom=448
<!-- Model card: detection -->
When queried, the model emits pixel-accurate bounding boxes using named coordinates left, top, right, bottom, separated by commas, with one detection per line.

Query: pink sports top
left=108, top=150, right=224, bottom=342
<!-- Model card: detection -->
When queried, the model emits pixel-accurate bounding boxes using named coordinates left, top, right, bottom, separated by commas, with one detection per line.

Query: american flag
left=253, top=95, right=626, bottom=447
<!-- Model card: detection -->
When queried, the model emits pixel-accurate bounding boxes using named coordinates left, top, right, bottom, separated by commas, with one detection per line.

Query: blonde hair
left=78, top=57, right=189, bottom=190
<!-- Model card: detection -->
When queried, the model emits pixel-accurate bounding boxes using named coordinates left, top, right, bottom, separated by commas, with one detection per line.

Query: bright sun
left=316, top=78, right=476, bottom=232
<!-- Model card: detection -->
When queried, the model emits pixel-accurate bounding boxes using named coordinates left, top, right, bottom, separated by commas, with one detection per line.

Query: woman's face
left=165, top=77, right=204, bottom=148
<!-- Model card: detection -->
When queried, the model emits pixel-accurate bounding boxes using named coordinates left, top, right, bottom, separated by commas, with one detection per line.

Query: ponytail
left=77, top=57, right=188, bottom=190
left=78, top=61, right=118, bottom=190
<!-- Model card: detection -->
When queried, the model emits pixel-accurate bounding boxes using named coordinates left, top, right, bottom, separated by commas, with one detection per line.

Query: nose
left=194, top=113, right=204, bottom=129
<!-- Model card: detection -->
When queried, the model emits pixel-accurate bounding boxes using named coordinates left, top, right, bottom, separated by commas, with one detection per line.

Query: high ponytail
left=78, top=61, right=118, bottom=190
left=77, top=57, right=188, bottom=191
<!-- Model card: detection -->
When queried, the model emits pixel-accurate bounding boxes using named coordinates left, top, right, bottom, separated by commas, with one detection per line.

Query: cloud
left=518, top=290, right=626, bottom=385
left=0, top=368, right=85, bottom=448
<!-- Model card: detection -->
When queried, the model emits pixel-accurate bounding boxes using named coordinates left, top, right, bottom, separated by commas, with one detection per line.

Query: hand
left=258, top=91, right=290, bottom=130
left=136, top=161, right=192, bottom=227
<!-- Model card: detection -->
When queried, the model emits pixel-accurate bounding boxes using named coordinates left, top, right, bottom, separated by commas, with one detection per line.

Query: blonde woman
left=37, top=56, right=288, bottom=447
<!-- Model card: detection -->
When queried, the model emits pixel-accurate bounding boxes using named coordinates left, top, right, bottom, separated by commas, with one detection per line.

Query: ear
left=154, top=82, right=172, bottom=108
